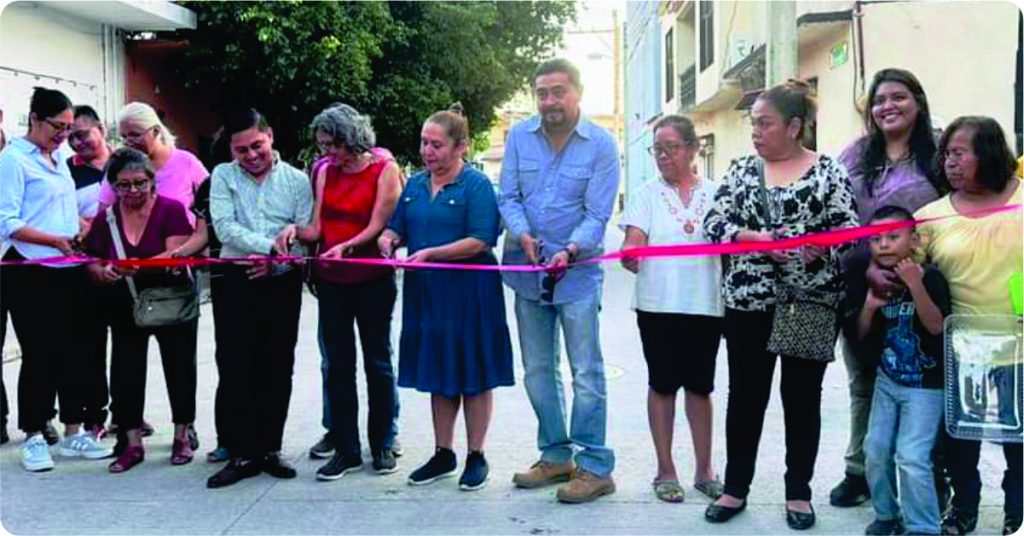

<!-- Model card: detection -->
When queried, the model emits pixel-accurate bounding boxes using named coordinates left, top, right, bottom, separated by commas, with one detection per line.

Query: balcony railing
left=679, top=65, right=696, bottom=112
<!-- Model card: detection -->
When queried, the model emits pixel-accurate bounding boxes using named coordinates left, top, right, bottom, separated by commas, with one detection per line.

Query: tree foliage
left=171, top=1, right=574, bottom=166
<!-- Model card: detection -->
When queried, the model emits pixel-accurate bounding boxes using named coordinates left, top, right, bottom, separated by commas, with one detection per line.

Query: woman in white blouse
left=620, top=114, right=724, bottom=503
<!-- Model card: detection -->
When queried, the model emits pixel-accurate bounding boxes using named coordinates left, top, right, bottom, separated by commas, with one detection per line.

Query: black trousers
left=75, top=269, right=110, bottom=427
left=106, top=287, right=197, bottom=430
left=1, top=262, right=10, bottom=429
left=318, top=276, right=398, bottom=457
left=945, top=431, right=1023, bottom=517
left=2, top=252, right=86, bottom=433
left=722, top=307, right=829, bottom=501
left=208, top=268, right=230, bottom=449
left=216, top=267, right=302, bottom=459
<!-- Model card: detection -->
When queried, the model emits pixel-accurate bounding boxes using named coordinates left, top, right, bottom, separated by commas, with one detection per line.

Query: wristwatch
left=561, top=245, right=579, bottom=263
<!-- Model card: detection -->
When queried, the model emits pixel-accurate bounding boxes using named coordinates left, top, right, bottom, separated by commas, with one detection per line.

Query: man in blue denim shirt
left=498, top=58, right=620, bottom=503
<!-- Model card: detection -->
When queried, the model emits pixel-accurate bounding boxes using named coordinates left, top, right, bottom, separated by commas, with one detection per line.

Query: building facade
left=625, top=0, right=1023, bottom=197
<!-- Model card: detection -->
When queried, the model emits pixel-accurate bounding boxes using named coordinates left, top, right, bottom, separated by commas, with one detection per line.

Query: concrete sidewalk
left=0, top=227, right=1012, bottom=535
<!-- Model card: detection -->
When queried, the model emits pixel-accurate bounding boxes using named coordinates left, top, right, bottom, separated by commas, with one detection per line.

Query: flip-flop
left=694, top=478, right=725, bottom=500
left=653, top=479, right=685, bottom=503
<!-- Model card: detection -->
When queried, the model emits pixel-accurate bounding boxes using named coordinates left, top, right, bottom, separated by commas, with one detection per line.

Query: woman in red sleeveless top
left=276, top=104, right=404, bottom=479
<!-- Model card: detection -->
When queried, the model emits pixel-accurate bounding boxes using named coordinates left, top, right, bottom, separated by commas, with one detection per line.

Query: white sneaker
left=22, top=434, right=55, bottom=472
left=59, top=431, right=113, bottom=459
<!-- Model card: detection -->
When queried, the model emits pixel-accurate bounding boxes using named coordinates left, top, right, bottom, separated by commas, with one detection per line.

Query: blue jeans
left=865, top=373, right=944, bottom=534
left=513, top=291, right=615, bottom=478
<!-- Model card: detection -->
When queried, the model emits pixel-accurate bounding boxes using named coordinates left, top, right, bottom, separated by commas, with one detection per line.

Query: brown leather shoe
left=555, top=470, right=615, bottom=503
left=512, top=460, right=575, bottom=489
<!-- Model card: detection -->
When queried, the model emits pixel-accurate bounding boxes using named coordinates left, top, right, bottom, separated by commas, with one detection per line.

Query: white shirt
left=619, top=176, right=723, bottom=317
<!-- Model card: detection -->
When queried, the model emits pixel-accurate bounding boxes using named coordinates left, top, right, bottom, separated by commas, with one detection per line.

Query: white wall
left=0, top=2, right=121, bottom=131
left=798, top=27, right=862, bottom=157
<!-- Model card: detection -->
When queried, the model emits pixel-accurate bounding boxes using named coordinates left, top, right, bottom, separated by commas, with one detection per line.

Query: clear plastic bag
left=945, top=314, right=1023, bottom=442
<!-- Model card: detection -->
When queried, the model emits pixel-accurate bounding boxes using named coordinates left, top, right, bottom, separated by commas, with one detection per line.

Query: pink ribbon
left=2, top=203, right=1019, bottom=271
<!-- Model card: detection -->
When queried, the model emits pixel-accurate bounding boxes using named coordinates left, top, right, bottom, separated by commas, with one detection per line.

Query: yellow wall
left=798, top=27, right=862, bottom=157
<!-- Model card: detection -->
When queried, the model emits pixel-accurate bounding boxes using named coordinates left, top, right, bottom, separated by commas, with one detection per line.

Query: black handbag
left=754, top=159, right=839, bottom=362
left=107, top=206, right=200, bottom=328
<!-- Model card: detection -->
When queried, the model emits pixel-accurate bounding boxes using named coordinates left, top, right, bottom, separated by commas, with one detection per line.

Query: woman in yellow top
left=914, top=116, right=1022, bottom=536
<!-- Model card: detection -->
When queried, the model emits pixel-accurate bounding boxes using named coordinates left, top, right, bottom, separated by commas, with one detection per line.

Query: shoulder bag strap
left=106, top=206, right=140, bottom=302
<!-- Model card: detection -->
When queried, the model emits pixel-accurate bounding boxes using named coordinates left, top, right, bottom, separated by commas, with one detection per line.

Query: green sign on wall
left=831, top=42, right=849, bottom=69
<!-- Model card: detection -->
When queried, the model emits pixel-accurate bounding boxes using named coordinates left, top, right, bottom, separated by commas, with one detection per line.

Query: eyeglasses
left=43, top=118, right=72, bottom=134
left=646, top=144, right=685, bottom=157
left=113, top=179, right=152, bottom=192
left=120, top=127, right=156, bottom=142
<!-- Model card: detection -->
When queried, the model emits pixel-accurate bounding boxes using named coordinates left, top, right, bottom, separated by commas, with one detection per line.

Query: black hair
left=756, top=79, right=816, bottom=146
left=73, top=104, right=101, bottom=124
left=105, top=147, right=155, bottom=184
left=869, top=205, right=915, bottom=225
left=29, top=87, right=72, bottom=120
left=532, top=58, right=583, bottom=92
left=861, top=68, right=944, bottom=196
left=938, top=116, right=1018, bottom=194
left=652, top=115, right=698, bottom=146
left=222, top=108, right=270, bottom=138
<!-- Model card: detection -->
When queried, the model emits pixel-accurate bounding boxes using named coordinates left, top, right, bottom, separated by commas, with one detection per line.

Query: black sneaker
left=1003, top=512, right=1022, bottom=535
left=316, top=452, right=363, bottom=481
left=830, top=473, right=870, bottom=507
left=309, top=434, right=335, bottom=459
left=372, top=449, right=398, bottom=475
left=942, top=508, right=978, bottom=535
left=42, top=421, right=59, bottom=446
left=458, top=451, right=489, bottom=491
left=407, top=447, right=457, bottom=486
left=865, top=518, right=907, bottom=535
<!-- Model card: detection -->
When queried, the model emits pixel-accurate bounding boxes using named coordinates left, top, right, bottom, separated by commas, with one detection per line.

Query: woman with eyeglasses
left=619, top=114, right=724, bottom=504
left=84, top=147, right=198, bottom=473
left=96, top=102, right=208, bottom=227
left=0, top=87, right=113, bottom=472
left=378, top=104, right=514, bottom=491
left=702, top=80, right=859, bottom=529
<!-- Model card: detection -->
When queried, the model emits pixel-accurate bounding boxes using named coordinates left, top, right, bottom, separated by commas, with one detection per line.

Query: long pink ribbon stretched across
left=1, top=203, right=1019, bottom=271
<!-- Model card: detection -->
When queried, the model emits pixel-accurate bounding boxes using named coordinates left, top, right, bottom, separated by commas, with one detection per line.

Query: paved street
left=0, top=226, right=1011, bottom=535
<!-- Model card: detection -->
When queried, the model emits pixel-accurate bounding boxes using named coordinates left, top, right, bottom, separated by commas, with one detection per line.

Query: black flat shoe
left=207, top=457, right=262, bottom=489
left=263, top=452, right=297, bottom=479
left=705, top=500, right=747, bottom=523
left=786, top=505, right=816, bottom=530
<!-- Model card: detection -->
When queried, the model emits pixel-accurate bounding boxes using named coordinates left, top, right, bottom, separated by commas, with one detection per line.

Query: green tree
left=171, top=1, right=574, bottom=166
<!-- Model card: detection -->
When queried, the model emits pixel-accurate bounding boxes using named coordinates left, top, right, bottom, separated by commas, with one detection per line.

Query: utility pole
left=766, top=1, right=798, bottom=86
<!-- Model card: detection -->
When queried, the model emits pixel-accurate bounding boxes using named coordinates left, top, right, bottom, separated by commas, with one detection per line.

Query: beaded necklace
left=658, top=178, right=707, bottom=235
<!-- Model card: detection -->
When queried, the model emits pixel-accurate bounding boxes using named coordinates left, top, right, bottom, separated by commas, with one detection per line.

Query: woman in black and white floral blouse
left=702, top=80, right=859, bottom=530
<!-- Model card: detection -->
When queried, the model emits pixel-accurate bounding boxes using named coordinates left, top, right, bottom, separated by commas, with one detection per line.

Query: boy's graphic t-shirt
left=875, top=266, right=951, bottom=388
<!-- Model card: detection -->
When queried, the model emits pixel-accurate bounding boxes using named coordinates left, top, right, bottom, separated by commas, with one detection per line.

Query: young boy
left=853, top=206, right=952, bottom=535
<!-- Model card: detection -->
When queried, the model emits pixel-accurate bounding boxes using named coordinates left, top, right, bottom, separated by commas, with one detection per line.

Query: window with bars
left=665, top=28, right=675, bottom=103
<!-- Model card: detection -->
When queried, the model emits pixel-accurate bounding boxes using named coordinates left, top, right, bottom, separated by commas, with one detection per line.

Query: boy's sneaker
left=407, top=447, right=457, bottom=486
left=1004, top=513, right=1022, bottom=535
left=316, top=452, right=363, bottom=481
left=458, top=451, right=489, bottom=491
left=22, top=434, right=54, bottom=471
left=372, top=449, right=398, bottom=474
left=830, top=472, right=871, bottom=507
left=942, top=508, right=978, bottom=535
left=309, top=434, right=335, bottom=459
left=59, top=431, right=114, bottom=459
left=865, top=518, right=906, bottom=535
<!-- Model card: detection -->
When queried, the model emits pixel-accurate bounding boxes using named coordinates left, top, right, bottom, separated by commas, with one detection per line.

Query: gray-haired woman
left=276, top=104, right=404, bottom=480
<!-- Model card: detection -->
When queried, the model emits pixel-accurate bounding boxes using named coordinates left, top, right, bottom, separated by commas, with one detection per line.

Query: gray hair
left=310, top=104, right=375, bottom=154
left=117, top=101, right=176, bottom=148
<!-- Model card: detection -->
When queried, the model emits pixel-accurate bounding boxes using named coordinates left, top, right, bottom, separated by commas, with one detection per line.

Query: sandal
left=653, top=479, right=685, bottom=503
left=109, top=445, right=144, bottom=473
left=694, top=478, right=725, bottom=500
left=170, top=438, right=194, bottom=466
